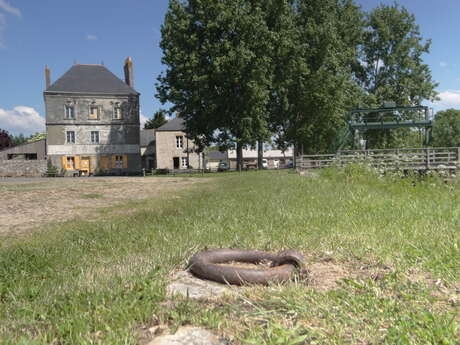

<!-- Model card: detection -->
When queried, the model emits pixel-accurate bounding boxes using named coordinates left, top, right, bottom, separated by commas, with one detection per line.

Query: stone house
left=44, top=58, right=141, bottom=175
left=227, top=148, right=294, bottom=169
left=155, top=117, right=202, bottom=170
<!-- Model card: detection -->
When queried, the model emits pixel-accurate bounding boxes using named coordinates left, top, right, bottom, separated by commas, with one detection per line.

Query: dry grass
left=0, top=176, right=207, bottom=238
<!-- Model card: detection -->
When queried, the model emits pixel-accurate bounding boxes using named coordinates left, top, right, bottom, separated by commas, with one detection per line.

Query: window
left=181, top=157, right=188, bottom=168
left=115, top=155, right=123, bottom=169
left=66, top=131, right=75, bottom=143
left=89, top=105, right=99, bottom=119
left=65, top=105, right=75, bottom=119
left=113, top=104, right=122, bottom=119
left=25, top=153, right=37, bottom=160
left=66, top=156, right=75, bottom=170
left=90, top=131, right=99, bottom=144
left=176, top=136, right=183, bottom=149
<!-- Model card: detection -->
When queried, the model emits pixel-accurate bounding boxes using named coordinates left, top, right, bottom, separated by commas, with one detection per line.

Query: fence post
left=426, top=148, right=430, bottom=170
left=457, top=148, right=460, bottom=168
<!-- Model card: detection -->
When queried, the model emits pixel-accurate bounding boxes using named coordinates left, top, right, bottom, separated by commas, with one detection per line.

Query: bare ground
left=0, top=176, right=207, bottom=238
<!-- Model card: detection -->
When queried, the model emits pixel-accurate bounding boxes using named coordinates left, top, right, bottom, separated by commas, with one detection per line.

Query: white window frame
left=66, top=156, right=75, bottom=169
left=66, top=131, right=75, bottom=144
left=181, top=157, right=188, bottom=168
left=90, top=131, right=99, bottom=144
left=115, top=155, right=123, bottom=169
left=113, top=103, right=122, bottom=120
left=176, top=136, right=183, bottom=149
left=65, top=105, right=75, bottom=119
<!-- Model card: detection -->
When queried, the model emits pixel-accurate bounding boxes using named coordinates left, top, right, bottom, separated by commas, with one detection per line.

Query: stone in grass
left=147, top=326, right=227, bottom=345
left=298, top=170, right=320, bottom=179
left=166, top=271, right=233, bottom=300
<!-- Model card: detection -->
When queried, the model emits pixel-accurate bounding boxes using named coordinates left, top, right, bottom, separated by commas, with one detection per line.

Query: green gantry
left=337, top=104, right=433, bottom=150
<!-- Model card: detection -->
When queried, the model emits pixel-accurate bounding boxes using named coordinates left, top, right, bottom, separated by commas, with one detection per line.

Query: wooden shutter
left=100, top=156, right=108, bottom=170
left=123, top=155, right=128, bottom=169
left=111, top=155, right=116, bottom=169
left=61, top=156, right=67, bottom=170
left=74, top=156, right=81, bottom=170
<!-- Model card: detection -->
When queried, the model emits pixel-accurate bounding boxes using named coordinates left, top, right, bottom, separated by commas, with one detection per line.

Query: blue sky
left=0, top=0, right=459, bottom=135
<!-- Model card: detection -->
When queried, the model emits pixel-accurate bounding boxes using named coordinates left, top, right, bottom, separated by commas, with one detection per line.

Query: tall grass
left=1, top=169, right=459, bottom=344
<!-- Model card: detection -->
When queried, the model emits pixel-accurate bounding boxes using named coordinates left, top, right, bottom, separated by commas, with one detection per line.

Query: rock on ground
left=147, top=326, right=227, bottom=345
left=298, top=170, right=320, bottom=178
left=166, top=271, right=233, bottom=300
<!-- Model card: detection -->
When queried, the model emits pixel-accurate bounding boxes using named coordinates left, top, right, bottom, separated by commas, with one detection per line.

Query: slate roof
left=206, top=150, right=228, bottom=161
left=140, top=129, right=155, bottom=147
left=156, top=117, right=185, bottom=131
left=45, top=64, right=139, bottom=95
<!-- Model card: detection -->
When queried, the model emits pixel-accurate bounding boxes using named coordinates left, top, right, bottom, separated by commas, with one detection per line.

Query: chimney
left=45, top=65, right=51, bottom=89
left=124, top=56, right=134, bottom=87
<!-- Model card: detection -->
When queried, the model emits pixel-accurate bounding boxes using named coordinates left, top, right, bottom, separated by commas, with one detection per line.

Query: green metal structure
left=337, top=104, right=433, bottom=150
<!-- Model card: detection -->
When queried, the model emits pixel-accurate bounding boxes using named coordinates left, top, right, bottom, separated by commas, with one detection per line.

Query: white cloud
left=0, top=0, right=21, bottom=17
left=440, top=61, right=448, bottom=68
left=0, top=106, right=45, bottom=135
left=140, top=113, right=149, bottom=127
left=86, top=34, right=97, bottom=41
left=435, top=90, right=460, bottom=108
left=0, top=1, right=20, bottom=48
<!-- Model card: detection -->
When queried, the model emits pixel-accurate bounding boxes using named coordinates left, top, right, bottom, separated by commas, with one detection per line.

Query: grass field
left=1, top=168, right=459, bottom=344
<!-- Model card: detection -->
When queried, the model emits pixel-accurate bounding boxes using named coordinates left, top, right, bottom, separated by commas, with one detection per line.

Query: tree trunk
left=257, top=140, right=264, bottom=169
left=293, top=143, right=298, bottom=169
left=237, top=142, right=243, bottom=172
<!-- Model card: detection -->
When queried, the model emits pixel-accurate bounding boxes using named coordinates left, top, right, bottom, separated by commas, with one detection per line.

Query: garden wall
left=0, top=160, right=47, bottom=177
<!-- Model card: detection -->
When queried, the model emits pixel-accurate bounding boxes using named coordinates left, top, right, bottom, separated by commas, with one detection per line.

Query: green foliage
left=27, top=133, right=46, bottom=143
left=157, top=1, right=436, bottom=153
left=269, top=0, right=365, bottom=154
left=158, top=0, right=273, bottom=150
left=10, top=133, right=27, bottom=146
left=0, top=129, right=13, bottom=150
left=432, top=109, right=460, bottom=147
left=357, top=3, right=438, bottom=148
left=46, top=159, right=58, bottom=177
left=8, top=132, right=46, bottom=147
left=144, top=109, right=168, bottom=129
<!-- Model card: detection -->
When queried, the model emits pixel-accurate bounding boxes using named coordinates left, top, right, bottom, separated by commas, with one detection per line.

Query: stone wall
left=0, top=160, right=47, bottom=177
left=155, top=131, right=201, bottom=169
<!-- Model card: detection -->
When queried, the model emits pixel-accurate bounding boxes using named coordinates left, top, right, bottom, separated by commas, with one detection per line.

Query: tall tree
left=157, top=0, right=274, bottom=170
left=357, top=3, right=438, bottom=148
left=144, top=109, right=168, bottom=129
left=432, top=109, right=460, bottom=147
left=269, top=0, right=364, bottom=155
left=0, top=129, right=13, bottom=150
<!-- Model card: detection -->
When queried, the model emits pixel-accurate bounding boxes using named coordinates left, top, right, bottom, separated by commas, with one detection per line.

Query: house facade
left=227, top=148, right=294, bottom=169
left=155, top=117, right=201, bottom=170
left=44, top=58, right=141, bottom=175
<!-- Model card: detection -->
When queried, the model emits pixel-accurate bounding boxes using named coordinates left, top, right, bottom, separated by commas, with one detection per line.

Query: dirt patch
left=306, top=261, right=352, bottom=291
left=0, top=176, right=208, bottom=238
left=300, top=256, right=394, bottom=291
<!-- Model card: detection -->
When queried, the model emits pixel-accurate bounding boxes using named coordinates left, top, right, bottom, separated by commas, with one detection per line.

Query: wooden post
left=426, top=148, right=430, bottom=170
left=457, top=148, right=460, bottom=168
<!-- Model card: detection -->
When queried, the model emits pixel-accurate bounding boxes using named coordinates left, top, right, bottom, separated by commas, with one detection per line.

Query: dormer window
left=65, top=105, right=75, bottom=119
left=113, top=103, right=122, bottom=120
left=89, top=103, right=100, bottom=120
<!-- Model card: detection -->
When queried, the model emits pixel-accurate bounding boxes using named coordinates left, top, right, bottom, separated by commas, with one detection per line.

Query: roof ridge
left=45, top=64, right=139, bottom=95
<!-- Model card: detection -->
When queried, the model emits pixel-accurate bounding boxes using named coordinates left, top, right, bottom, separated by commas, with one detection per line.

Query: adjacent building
left=44, top=58, right=141, bottom=175
left=155, top=117, right=202, bottom=170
